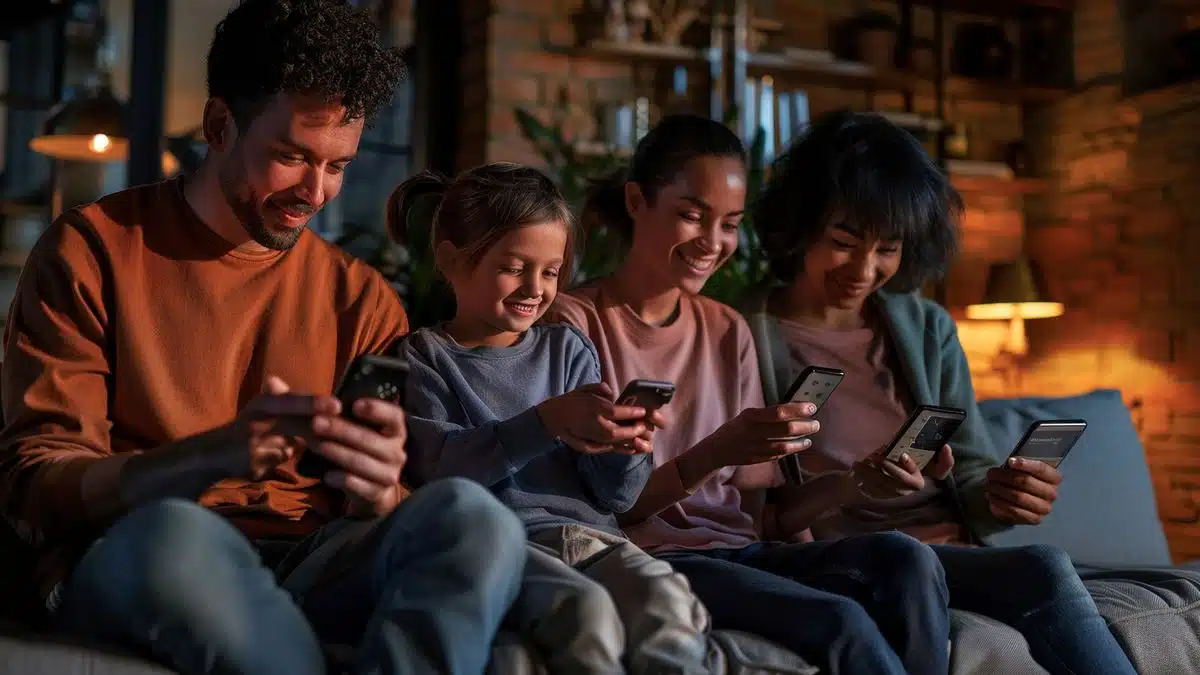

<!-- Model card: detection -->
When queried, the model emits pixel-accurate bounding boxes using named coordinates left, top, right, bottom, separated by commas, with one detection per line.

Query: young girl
left=390, top=163, right=711, bottom=675
left=545, top=114, right=951, bottom=675
left=743, top=110, right=1138, bottom=675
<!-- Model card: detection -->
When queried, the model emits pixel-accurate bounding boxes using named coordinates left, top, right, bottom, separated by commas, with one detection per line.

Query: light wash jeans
left=55, top=477, right=527, bottom=675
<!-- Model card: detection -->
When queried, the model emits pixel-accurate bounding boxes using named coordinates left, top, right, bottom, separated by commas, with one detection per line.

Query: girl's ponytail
left=385, top=169, right=451, bottom=248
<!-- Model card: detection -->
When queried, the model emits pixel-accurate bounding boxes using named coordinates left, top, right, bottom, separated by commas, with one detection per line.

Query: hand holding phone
left=1007, top=420, right=1086, bottom=469
left=295, top=355, right=410, bottom=479
left=615, top=379, right=676, bottom=426
left=777, top=366, right=844, bottom=484
left=536, top=382, right=660, bottom=454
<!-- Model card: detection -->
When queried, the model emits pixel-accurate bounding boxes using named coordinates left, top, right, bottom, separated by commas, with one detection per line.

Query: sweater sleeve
left=401, top=338, right=559, bottom=488
left=567, top=330, right=653, bottom=513
left=934, top=309, right=1009, bottom=539
left=0, top=214, right=116, bottom=540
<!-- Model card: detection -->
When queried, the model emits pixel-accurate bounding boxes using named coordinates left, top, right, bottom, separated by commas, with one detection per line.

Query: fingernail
left=1008, top=457, right=1020, bottom=467
left=805, top=403, right=817, bottom=415
left=901, top=453, right=910, bottom=462
left=800, top=438, right=812, bottom=449
left=313, top=416, right=329, bottom=431
left=354, top=399, right=369, bottom=415
left=811, top=420, right=820, bottom=432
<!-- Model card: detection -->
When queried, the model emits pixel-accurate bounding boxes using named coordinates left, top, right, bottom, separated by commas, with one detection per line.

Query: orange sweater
left=0, top=178, right=408, bottom=600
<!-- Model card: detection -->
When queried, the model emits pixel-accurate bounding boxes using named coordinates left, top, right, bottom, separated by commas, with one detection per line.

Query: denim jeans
left=658, top=531, right=950, bottom=675
left=55, top=477, right=527, bottom=675
left=933, top=544, right=1138, bottom=675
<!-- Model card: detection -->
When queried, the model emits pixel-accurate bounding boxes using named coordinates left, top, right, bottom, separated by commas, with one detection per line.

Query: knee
left=1013, top=544, right=1083, bottom=593
left=564, top=577, right=622, bottom=632
left=68, top=499, right=256, bottom=616
left=870, top=532, right=946, bottom=592
left=412, top=477, right=523, bottom=545
left=384, top=478, right=525, bottom=576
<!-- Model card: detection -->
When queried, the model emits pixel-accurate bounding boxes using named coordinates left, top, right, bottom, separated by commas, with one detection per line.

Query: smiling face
left=799, top=219, right=903, bottom=311
left=208, top=92, right=362, bottom=251
left=625, top=155, right=747, bottom=296
left=442, top=221, right=569, bottom=346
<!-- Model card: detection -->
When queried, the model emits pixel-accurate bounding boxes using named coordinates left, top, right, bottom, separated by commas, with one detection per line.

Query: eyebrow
left=682, top=195, right=744, bottom=217
left=499, top=252, right=564, bottom=264
left=277, top=137, right=357, bottom=164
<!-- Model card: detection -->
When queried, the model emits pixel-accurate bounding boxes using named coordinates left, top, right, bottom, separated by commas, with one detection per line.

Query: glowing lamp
left=965, top=258, right=1063, bottom=355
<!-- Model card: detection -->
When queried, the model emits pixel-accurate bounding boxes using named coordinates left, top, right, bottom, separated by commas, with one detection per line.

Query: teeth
left=680, top=252, right=716, bottom=271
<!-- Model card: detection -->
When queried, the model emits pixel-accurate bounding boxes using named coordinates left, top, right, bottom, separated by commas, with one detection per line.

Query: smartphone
left=295, top=354, right=411, bottom=479
left=778, top=366, right=845, bottom=484
left=616, top=379, right=676, bottom=426
left=1007, top=419, right=1087, bottom=469
left=882, top=405, right=967, bottom=472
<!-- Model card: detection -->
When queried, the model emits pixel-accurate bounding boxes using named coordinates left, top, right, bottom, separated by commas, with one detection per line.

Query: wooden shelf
left=746, top=53, right=1069, bottom=104
left=554, top=43, right=1070, bottom=105
left=548, top=41, right=710, bottom=65
left=908, top=0, right=1075, bottom=16
left=951, top=175, right=1050, bottom=195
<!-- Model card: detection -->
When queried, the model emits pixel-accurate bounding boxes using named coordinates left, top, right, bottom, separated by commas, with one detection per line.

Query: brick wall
left=460, top=0, right=1200, bottom=559
left=957, top=0, right=1200, bottom=561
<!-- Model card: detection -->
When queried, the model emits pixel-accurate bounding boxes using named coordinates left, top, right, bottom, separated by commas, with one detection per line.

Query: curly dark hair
left=752, top=110, right=961, bottom=293
left=207, top=0, right=406, bottom=129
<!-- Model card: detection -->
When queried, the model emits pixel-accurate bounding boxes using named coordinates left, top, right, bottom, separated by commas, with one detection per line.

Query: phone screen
left=1010, top=421, right=1086, bottom=468
left=883, top=406, right=966, bottom=471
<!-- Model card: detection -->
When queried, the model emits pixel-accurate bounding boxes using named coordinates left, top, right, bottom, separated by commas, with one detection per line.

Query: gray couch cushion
left=977, top=389, right=1172, bottom=567
left=1081, top=567, right=1200, bottom=674
left=0, top=631, right=175, bottom=675
left=948, top=609, right=1046, bottom=675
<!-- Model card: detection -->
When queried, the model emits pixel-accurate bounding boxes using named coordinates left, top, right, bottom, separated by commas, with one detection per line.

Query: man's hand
left=227, top=375, right=338, bottom=480
left=309, top=397, right=409, bottom=515
left=985, top=456, right=1062, bottom=525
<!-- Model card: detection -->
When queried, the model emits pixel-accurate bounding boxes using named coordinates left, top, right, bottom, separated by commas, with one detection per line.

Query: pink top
left=546, top=284, right=780, bottom=553
left=775, top=317, right=967, bottom=544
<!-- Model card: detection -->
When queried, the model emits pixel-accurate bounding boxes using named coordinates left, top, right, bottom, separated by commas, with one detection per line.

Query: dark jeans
left=933, top=544, right=1138, bottom=675
left=658, top=531, right=950, bottom=675
left=55, top=477, right=527, bottom=675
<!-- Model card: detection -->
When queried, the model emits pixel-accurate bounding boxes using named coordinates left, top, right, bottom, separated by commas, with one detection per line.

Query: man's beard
left=217, top=160, right=306, bottom=252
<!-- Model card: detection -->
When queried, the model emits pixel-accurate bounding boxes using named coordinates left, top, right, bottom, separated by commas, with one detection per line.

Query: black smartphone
left=882, top=405, right=967, bottom=471
left=616, top=379, right=676, bottom=426
left=1007, top=419, right=1087, bottom=469
left=778, top=366, right=845, bottom=484
left=295, top=354, right=411, bottom=479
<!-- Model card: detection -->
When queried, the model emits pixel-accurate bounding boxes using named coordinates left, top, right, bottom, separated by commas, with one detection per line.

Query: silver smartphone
left=778, top=366, right=845, bottom=484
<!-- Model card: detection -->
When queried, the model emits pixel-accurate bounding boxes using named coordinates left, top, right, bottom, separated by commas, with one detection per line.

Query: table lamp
left=965, top=257, right=1063, bottom=355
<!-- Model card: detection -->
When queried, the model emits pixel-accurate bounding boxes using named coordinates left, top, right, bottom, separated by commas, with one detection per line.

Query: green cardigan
left=742, top=288, right=1010, bottom=542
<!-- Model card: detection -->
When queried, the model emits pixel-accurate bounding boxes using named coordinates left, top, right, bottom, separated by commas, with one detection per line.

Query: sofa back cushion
left=977, top=388, right=1173, bottom=568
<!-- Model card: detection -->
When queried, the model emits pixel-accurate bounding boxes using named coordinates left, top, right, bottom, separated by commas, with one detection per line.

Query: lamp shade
left=28, top=81, right=180, bottom=174
left=29, top=82, right=129, bottom=162
left=965, top=257, right=1064, bottom=320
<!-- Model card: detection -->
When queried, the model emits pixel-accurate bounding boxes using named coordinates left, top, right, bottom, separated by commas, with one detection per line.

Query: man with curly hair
left=0, top=1, right=527, bottom=673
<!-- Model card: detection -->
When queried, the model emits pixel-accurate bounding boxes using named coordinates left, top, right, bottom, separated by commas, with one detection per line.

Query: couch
left=2, top=388, right=1199, bottom=674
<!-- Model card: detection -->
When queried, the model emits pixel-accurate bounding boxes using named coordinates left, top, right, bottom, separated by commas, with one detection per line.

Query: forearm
left=86, top=425, right=238, bottom=526
left=619, top=442, right=721, bottom=525
left=773, top=473, right=859, bottom=537
left=577, top=452, right=652, bottom=513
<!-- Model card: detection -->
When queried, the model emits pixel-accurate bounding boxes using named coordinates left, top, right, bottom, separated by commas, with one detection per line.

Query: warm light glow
left=965, top=301, right=1065, bottom=321
left=88, top=134, right=112, bottom=154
